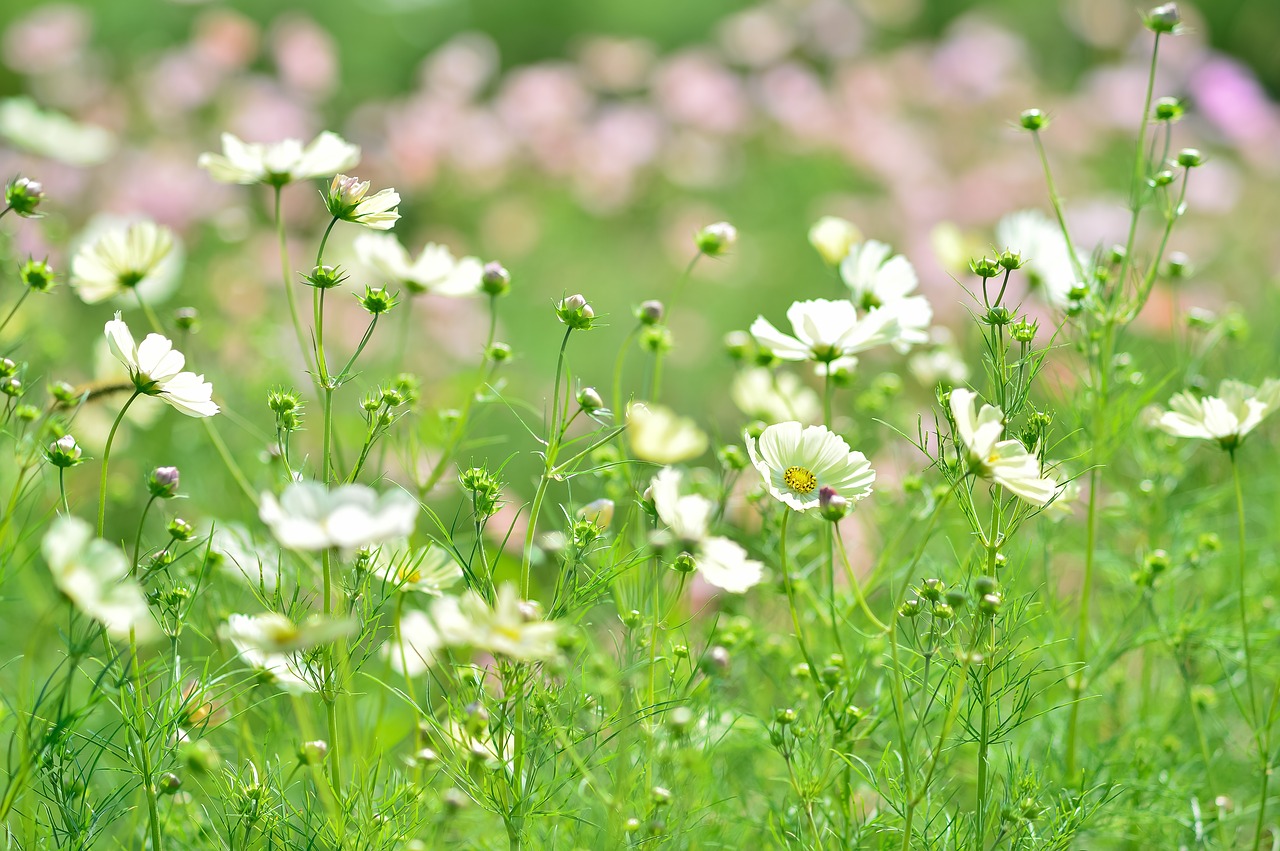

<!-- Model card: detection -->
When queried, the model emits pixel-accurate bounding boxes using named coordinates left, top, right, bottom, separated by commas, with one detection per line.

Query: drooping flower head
left=750, top=298, right=902, bottom=365
left=197, top=131, right=360, bottom=186
left=354, top=233, right=483, bottom=296
left=104, top=313, right=219, bottom=417
left=324, top=174, right=400, bottom=230
left=949, top=388, right=1059, bottom=506
left=746, top=422, right=875, bottom=512
left=42, top=516, right=151, bottom=639
left=649, top=468, right=763, bottom=593
left=259, top=481, right=418, bottom=552
left=1157, top=378, right=1280, bottom=451
left=839, top=240, right=933, bottom=350
left=71, top=221, right=174, bottom=304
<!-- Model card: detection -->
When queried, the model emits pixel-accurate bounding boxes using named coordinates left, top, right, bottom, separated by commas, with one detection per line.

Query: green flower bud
left=1144, top=3, right=1181, bottom=34
left=694, top=221, right=737, bottom=257
left=357, top=285, right=398, bottom=315
left=555, top=294, right=595, bottom=330
left=19, top=258, right=55, bottom=292
left=168, top=518, right=195, bottom=541
left=4, top=177, right=43, bottom=217
left=148, top=466, right=180, bottom=498
left=480, top=261, right=510, bottom=296
left=302, top=264, right=346, bottom=289
left=636, top=300, right=664, bottom=325
left=47, top=435, right=83, bottom=468
left=1175, top=148, right=1204, bottom=168
left=1018, top=109, right=1048, bottom=131
left=969, top=256, right=1000, bottom=278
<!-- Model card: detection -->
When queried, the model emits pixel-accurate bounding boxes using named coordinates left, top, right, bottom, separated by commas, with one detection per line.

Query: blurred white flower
left=104, top=313, right=219, bottom=417
left=259, top=482, right=418, bottom=551
left=383, top=544, right=464, bottom=595
left=325, top=174, right=400, bottom=230
left=1157, top=378, right=1280, bottom=450
left=950, top=388, right=1059, bottom=506
left=1043, top=471, right=1080, bottom=521
left=207, top=522, right=279, bottom=591
left=731, top=368, right=820, bottom=424
left=354, top=233, right=483, bottom=296
left=839, top=240, right=932, bottom=351
left=71, top=221, right=175, bottom=304
left=42, top=516, right=151, bottom=640
left=750, top=298, right=900, bottom=365
left=746, top=422, right=875, bottom=512
left=0, top=97, right=115, bottom=166
left=808, top=216, right=861, bottom=266
left=909, top=347, right=970, bottom=388
left=384, top=596, right=471, bottom=677
left=995, top=210, right=1087, bottom=308
left=650, top=467, right=763, bottom=593
left=223, top=612, right=354, bottom=655
left=458, top=584, right=560, bottom=661
left=197, top=131, right=359, bottom=186
left=626, top=402, right=708, bottom=464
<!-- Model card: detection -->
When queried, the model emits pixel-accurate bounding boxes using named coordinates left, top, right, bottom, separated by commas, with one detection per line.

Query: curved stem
left=274, top=187, right=314, bottom=375
left=97, top=391, right=142, bottom=536
left=0, top=289, right=31, bottom=337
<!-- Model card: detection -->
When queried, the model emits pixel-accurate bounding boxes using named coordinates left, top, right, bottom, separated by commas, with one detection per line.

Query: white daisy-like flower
left=458, top=585, right=560, bottom=662
left=909, top=347, right=970, bottom=388
left=626, top=402, right=708, bottom=464
left=750, top=298, right=901, bottom=365
left=731, top=368, right=821, bottom=424
left=1157, top=378, right=1280, bottom=450
left=354, top=233, right=483, bottom=296
left=949, top=388, right=1059, bottom=506
left=383, top=544, right=464, bottom=595
left=42, top=516, right=152, bottom=640
left=71, top=221, right=175, bottom=304
left=745, top=422, right=875, bottom=512
left=384, top=596, right=472, bottom=677
left=808, top=216, right=861, bottom=266
left=650, top=468, right=763, bottom=593
left=104, top=313, right=219, bottom=417
left=207, top=522, right=280, bottom=592
left=324, top=174, right=400, bottom=230
left=0, top=97, right=116, bottom=166
left=839, top=240, right=933, bottom=351
left=197, top=131, right=360, bottom=186
left=258, top=481, right=418, bottom=552
left=995, top=210, right=1088, bottom=308
left=223, top=612, right=354, bottom=655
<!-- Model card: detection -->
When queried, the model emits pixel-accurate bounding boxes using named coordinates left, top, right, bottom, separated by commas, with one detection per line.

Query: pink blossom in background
left=271, top=14, right=339, bottom=100
left=717, top=6, right=796, bottom=69
left=2, top=4, right=90, bottom=75
left=652, top=51, right=751, bottom=136
left=420, top=33, right=499, bottom=103
left=192, top=9, right=259, bottom=72
left=930, top=18, right=1027, bottom=103
left=576, top=36, right=656, bottom=94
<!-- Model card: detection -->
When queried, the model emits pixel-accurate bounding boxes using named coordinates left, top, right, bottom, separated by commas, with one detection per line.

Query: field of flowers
left=0, top=1, right=1279, bottom=848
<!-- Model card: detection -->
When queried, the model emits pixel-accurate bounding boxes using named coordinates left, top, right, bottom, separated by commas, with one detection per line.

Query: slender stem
left=834, top=527, right=888, bottom=633
left=520, top=329, right=573, bottom=595
left=1030, top=132, right=1085, bottom=282
left=97, top=391, right=142, bottom=536
left=57, top=468, right=69, bottom=515
left=128, top=624, right=164, bottom=851
left=778, top=512, right=822, bottom=692
left=1115, top=32, right=1162, bottom=296
left=0, top=289, right=30, bottom=337
left=202, top=419, right=257, bottom=504
left=274, top=187, right=314, bottom=375
left=131, top=496, right=157, bottom=574
left=135, top=291, right=164, bottom=334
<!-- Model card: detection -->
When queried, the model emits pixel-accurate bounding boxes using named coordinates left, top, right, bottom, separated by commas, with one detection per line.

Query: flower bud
left=556, top=294, right=595, bottom=330
left=47, top=435, right=83, bottom=468
left=898, top=598, right=922, bottom=618
left=718, top=444, right=747, bottom=471
left=694, top=221, right=737, bottom=257
left=808, top=216, right=861, bottom=266
left=1, top=377, right=23, bottom=398
left=932, top=602, right=954, bottom=620
left=168, top=518, right=195, bottom=541
left=1144, top=3, right=1181, bottom=34
left=480, top=261, right=511, bottom=296
left=982, top=306, right=1013, bottom=326
left=158, top=773, right=183, bottom=795
left=1010, top=319, right=1038, bottom=343
left=325, top=174, right=370, bottom=215
left=979, top=593, right=1003, bottom=616
left=4, top=177, right=44, bottom=217
left=1018, top=109, right=1048, bottom=131
left=723, top=330, right=753, bottom=361
left=1175, top=148, right=1204, bottom=168
left=640, top=325, right=672, bottom=354
left=622, top=609, right=643, bottom=629
left=921, top=578, right=945, bottom=601
left=1154, top=97, right=1184, bottom=122
left=1165, top=251, right=1192, bottom=279
left=818, top=486, right=849, bottom=522
left=303, top=264, right=346, bottom=290
left=148, top=466, right=181, bottom=498
left=969, top=256, right=1000, bottom=278
left=973, top=575, right=999, bottom=596
left=357, top=285, right=398, bottom=315
left=945, top=588, right=968, bottom=610
left=50, top=381, right=79, bottom=404
left=672, top=552, right=697, bottom=574
left=1151, top=169, right=1176, bottom=188
left=19, top=258, right=55, bottom=292
left=299, top=740, right=329, bottom=764
left=0, top=358, right=15, bottom=378
left=636, top=299, right=665, bottom=325
left=998, top=250, right=1024, bottom=271
left=487, top=342, right=513, bottom=362
left=173, top=306, right=200, bottom=332
left=774, top=707, right=797, bottom=725
left=701, top=645, right=730, bottom=674
left=576, top=386, right=605, bottom=413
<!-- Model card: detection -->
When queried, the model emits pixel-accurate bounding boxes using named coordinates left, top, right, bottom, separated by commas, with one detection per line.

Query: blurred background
left=1, top=0, right=1279, bottom=519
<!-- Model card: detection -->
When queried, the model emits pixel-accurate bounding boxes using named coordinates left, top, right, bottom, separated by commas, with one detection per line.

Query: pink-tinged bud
left=148, top=466, right=180, bottom=498
left=818, top=486, right=849, bottom=521
left=481, top=261, right=511, bottom=296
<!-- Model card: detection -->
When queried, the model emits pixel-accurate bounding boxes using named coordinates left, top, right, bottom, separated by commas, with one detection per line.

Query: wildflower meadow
left=0, top=0, right=1279, bottom=848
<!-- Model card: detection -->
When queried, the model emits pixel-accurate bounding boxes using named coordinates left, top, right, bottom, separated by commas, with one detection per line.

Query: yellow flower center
left=783, top=465, right=818, bottom=494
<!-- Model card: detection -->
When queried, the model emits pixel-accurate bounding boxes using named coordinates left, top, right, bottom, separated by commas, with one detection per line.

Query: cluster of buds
left=555, top=294, right=595, bottom=330
left=268, top=388, right=304, bottom=433
left=4, top=176, right=44, bottom=218
left=459, top=466, right=504, bottom=519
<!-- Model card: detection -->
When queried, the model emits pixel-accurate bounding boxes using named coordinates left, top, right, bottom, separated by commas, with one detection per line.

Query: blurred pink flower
left=192, top=9, right=260, bottom=72
left=576, top=36, right=656, bottom=94
left=717, top=6, right=796, bottom=69
left=2, top=4, right=90, bottom=75
left=1189, top=57, right=1280, bottom=153
left=271, top=14, right=338, bottom=99
left=420, top=33, right=499, bottom=102
left=652, top=51, right=751, bottom=136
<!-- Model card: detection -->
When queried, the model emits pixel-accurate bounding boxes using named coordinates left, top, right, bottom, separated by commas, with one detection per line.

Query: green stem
left=519, top=329, right=573, bottom=595
left=97, top=391, right=142, bottom=536
left=0, top=289, right=30, bottom=337
left=274, top=187, right=315, bottom=375
left=129, top=624, right=164, bottom=851
left=1232, top=454, right=1269, bottom=850
left=778, top=512, right=822, bottom=692
left=1115, top=32, right=1162, bottom=297
left=1030, top=131, right=1086, bottom=282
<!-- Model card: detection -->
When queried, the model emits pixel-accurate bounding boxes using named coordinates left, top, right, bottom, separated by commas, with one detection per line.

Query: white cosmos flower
left=222, top=612, right=349, bottom=694
left=383, top=544, right=464, bottom=595
left=42, top=516, right=152, bottom=640
left=259, top=481, right=418, bottom=552
left=746, top=422, right=875, bottom=512
left=995, top=210, right=1088, bottom=308
left=354, top=233, right=483, bottom=296
left=325, top=174, right=400, bottom=230
left=207, top=522, right=280, bottom=592
left=650, top=468, right=763, bottom=593
left=384, top=596, right=472, bottom=677
left=197, top=131, right=360, bottom=185
left=909, top=347, right=970, bottom=388
left=839, top=240, right=932, bottom=351
left=626, top=402, right=708, bottom=464
left=808, top=216, right=861, bottom=266
left=1157, top=378, right=1280, bottom=450
left=104, top=313, right=219, bottom=417
left=949, top=388, right=1059, bottom=506
left=459, top=585, right=560, bottom=661
left=0, top=97, right=115, bottom=166
left=71, top=221, right=175, bottom=304
left=750, top=298, right=901, bottom=365
left=731, top=368, right=821, bottom=424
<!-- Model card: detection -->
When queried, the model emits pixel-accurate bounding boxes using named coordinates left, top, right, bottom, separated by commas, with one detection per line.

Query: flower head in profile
left=459, top=585, right=560, bottom=661
left=354, top=233, right=483, bottom=296
left=995, top=211, right=1088, bottom=308
left=42, top=516, right=151, bottom=640
left=383, top=544, right=464, bottom=595
left=626, top=402, right=708, bottom=464
left=105, top=313, right=219, bottom=417
left=71, top=221, right=174, bottom=304
left=222, top=612, right=351, bottom=694
left=746, top=422, right=875, bottom=512
left=324, top=174, right=400, bottom=230
left=808, top=216, right=861, bottom=266
left=197, top=131, right=360, bottom=186
left=750, top=299, right=901, bottom=365
left=259, top=481, right=418, bottom=552
left=949, top=388, right=1059, bottom=506
left=839, top=240, right=932, bottom=351
left=731, top=368, right=821, bottom=424
left=650, top=468, right=763, bottom=593
left=1157, top=378, right=1280, bottom=451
